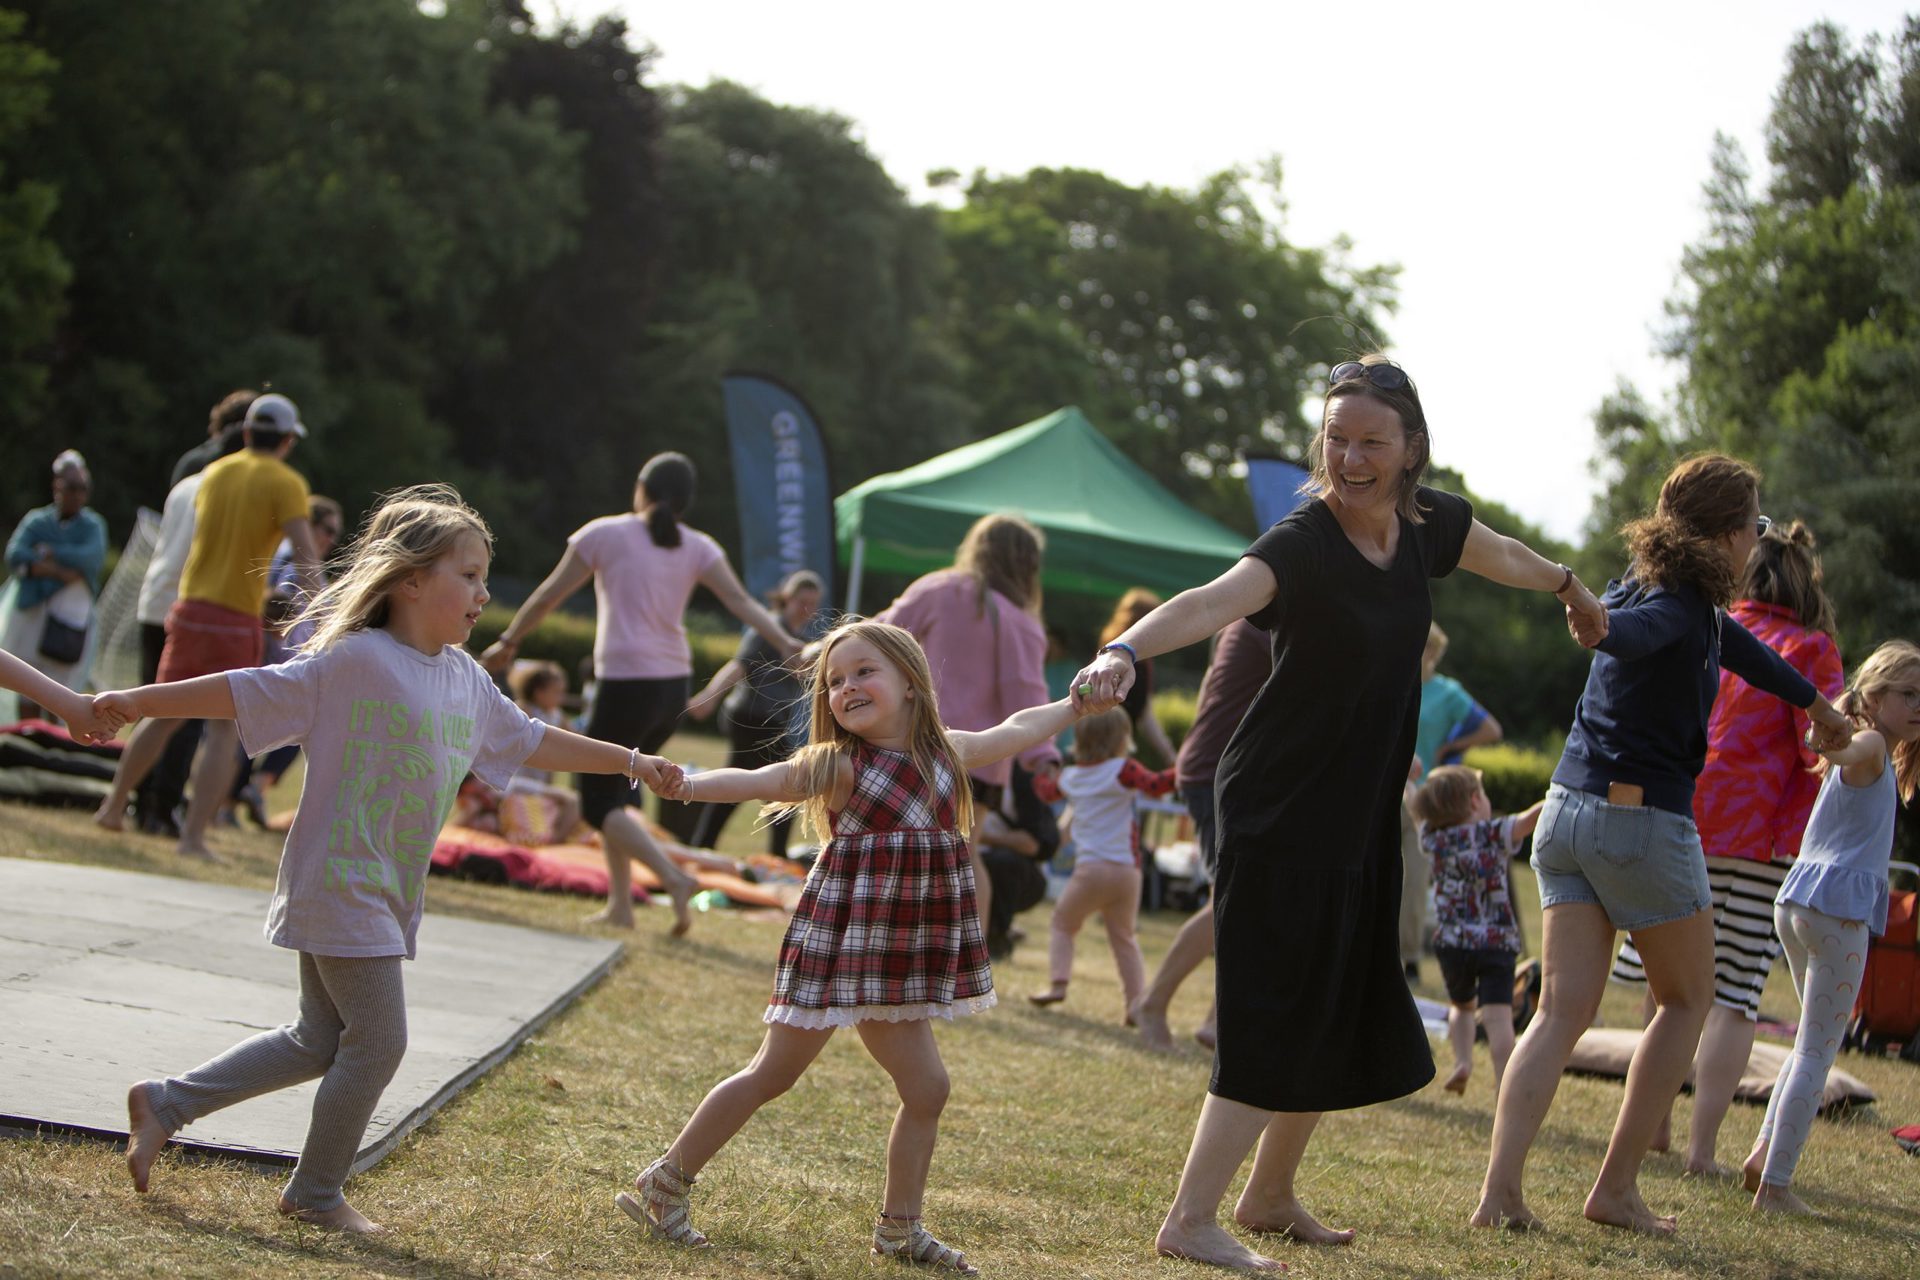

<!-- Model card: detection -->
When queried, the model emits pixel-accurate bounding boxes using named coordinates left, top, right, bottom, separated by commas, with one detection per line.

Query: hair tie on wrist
left=1553, top=564, right=1574, bottom=596
left=1099, top=640, right=1139, bottom=665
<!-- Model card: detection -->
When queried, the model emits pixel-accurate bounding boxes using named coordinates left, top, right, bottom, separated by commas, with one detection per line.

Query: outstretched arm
left=1510, top=799, right=1547, bottom=843
left=1817, top=726, right=1885, bottom=786
left=697, top=557, right=801, bottom=657
left=952, top=694, right=1117, bottom=772
left=94, top=674, right=238, bottom=728
left=524, top=725, right=678, bottom=790
left=1457, top=519, right=1607, bottom=647
left=0, top=650, right=110, bottom=741
left=659, top=754, right=841, bottom=807
left=1072, top=558, right=1278, bottom=709
left=687, top=658, right=747, bottom=721
left=480, top=544, right=593, bottom=673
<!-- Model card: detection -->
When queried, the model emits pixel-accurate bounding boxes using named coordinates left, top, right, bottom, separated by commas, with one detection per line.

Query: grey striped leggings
left=148, top=951, right=407, bottom=1211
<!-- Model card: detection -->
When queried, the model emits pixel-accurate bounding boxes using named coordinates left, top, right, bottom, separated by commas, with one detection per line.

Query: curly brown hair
left=1620, top=453, right=1759, bottom=606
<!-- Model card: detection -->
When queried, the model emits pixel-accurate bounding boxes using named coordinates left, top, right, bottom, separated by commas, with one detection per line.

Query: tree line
left=0, top=2, right=1912, bottom=743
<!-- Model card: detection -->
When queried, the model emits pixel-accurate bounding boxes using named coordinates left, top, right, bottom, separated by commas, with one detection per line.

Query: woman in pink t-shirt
left=484, top=453, right=800, bottom=933
left=877, top=512, right=1061, bottom=935
left=1610, top=521, right=1844, bottom=1174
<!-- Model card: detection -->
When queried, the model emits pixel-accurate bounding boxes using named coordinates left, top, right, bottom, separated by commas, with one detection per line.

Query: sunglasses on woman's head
left=1755, top=514, right=1773, bottom=538
left=1329, top=360, right=1412, bottom=392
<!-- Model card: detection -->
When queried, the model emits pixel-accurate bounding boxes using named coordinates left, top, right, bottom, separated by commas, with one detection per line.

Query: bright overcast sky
left=551, top=0, right=1911, bottom=541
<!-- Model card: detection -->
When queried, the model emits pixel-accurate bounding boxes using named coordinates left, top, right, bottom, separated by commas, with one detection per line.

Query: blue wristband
left=1098, top=641, right=1139, bottom=666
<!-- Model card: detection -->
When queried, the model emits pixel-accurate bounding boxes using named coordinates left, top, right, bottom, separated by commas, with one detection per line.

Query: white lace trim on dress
left=763, top=991, right=998, bottom=1028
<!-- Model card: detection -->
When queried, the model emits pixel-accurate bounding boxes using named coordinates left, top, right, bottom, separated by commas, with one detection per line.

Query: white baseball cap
left=245, top=392, right=307, bottom=438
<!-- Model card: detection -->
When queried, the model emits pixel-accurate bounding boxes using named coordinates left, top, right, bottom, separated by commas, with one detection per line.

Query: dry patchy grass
left=2, top=733, right=1916, bottom=1279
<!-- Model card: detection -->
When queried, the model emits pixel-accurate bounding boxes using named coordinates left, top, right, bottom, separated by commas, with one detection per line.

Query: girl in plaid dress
left=621, top=619, right=1113, bottom=1275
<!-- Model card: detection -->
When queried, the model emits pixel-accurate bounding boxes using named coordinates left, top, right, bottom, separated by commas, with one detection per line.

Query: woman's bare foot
left=1468, top=1194, right=1543, bottom=1231
left=1155, top=1218, right=1286, bottom=1272
left=1681, top=1157, right=1736, bottom=1179
left=1028, top=985, right=1068, bottom=1007
left=94, top=803, right=125, bottom=833
left=666, top=872, right=697, bottom=937
left=1443, top=1062, right=1472, bottom=1094
left=176, top=841, right=226, bottom=865
left=585, top=902, right=636, bottom=929
left=1132, top=1002, right=1177, bottom=1052
left=1232, top=1194, right=1355, bottom=1245
left=1194, top=1023, right=1217, bottom=1051
left=1583, top=1184, right=1677, bottom=1235
left=1742, top=1142, right=1768, bottom=1193
left=125, top=1082, right=170, bottom=1192
left=278, top=1195, right=388, bottom=1234
left=1751, top=1182, right=1812, bottom=1215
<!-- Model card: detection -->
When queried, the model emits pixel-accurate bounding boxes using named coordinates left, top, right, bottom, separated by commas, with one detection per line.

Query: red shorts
left=157, top=599, right=263, bottom=683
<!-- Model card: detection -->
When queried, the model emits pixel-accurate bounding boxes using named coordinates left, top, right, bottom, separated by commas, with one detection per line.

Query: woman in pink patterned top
left=1610, top=521, right=1844, bottom=1174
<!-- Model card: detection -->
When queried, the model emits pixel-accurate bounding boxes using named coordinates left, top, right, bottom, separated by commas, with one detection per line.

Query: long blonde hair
left=766, top=619, right=974, bottom=841
left=1835, top=640, right=1920, bottom=802
left=293, top=484, right=492, bottom=655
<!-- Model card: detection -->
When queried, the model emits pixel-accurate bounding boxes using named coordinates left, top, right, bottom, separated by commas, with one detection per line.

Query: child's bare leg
left=1155, top=1093, right=1286, bottom=1271
left=664, top=1024, right=833, bottom=1174
left=1472, top=901, right=1613, bottom=1230
left=1102, top=869, right=1147, bottom=1014
left=1234, top=1110, right=1354, bottom=1244
left=1685, top=1003, right=1754, bottom=1176
left=1034, top=866, right=1103, bottom=1003
left=177, top=720, right=241, bottom=860
left=1445, top=1002, right=1476, bottom=1093
left=95, top=717, right=183, bottom=831
left=1482, top=1003, right=1517, bottom=1090
left=858, top=1019, right=951, bottom=1218
left=596, top=805, right=695, bottom=934
left=1134, top=900, right=1213, bottom=1051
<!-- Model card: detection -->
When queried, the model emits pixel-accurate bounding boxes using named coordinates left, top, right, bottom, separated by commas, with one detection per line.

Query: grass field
left=2, top=730, right=1916, bottom=1279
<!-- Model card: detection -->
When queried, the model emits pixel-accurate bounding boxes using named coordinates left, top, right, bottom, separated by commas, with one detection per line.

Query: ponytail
left=635, top=452, right=695, bottom=549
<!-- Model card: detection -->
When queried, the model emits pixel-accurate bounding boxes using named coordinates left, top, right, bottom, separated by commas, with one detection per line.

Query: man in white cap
left=96, top=392, right=321, bottom=860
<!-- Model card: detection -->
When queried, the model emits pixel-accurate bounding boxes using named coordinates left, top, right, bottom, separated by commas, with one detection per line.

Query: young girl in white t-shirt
left=95, top=484, right=676, bottom=1235
left=1027, top=706, right=1174, bottom=1016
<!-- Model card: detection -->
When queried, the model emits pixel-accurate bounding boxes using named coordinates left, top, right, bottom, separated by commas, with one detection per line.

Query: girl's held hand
left=651, top=766, right=693, bottom=802
left=1806, top=702, right=1853, bottom=753
left=90, top=691, right=138, bottom=738
left=1070, top=652, right=1135, bottom=712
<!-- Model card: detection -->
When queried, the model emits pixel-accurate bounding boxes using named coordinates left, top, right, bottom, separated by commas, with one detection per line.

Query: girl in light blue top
left=1747, top=639, right=1920, bottom=1213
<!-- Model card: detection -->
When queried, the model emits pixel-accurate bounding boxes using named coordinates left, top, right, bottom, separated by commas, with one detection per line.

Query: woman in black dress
left=1073, top=356, right=1608, bottom=1271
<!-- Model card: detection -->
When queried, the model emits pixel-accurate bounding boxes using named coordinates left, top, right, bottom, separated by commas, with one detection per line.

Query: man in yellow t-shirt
left=96, top=393, right=322, bottom=860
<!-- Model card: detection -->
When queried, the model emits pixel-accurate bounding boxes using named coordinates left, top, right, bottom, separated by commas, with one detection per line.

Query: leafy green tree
left=943, top=163, right=1394, bottom=528
left=0, top=6, right=65, bottom=502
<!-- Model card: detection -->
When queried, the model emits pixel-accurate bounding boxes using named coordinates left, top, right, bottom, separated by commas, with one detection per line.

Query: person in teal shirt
left=1, top=450, right=108, bottom=712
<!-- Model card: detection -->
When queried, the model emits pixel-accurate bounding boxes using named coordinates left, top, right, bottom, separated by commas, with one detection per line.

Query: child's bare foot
left=278, top=1195, right=388, bottom=1234
left=125, top=1082, right=170, bottom=1192
left=1469, top=1194, right=1543, bottom=1231
left=176, top=841, right=226, bottom=865
left=584, top=903, right=636, bottom=929
left=1443, top=1062, right=1471, bottom=1094
left=1155, top=1217, right=1286, bottom=1271
left=1194, top=1022, right=1217, bottom=1050
left=1583, top=1184, right=1677, bottom=1235
left=1742, top=1141, right=1768, bottom=1193
left=94, top=803, right=125, bottom=833
left=1132, top=1002, right=1177, bottom=1053
left=1028, top=985, right=1068, bottom=1007
left=1233, top=1193, right=1355, bottom=1245
left=1751, top=1182, right=1812, bottom=1215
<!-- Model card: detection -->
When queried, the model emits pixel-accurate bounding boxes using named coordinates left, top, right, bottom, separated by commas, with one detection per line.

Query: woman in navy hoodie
left=1473, top=454, right=1851, bottom=1236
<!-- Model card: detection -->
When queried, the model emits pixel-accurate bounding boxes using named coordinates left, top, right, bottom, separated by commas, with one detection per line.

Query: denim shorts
left=1530, top=784, right=1710, bottom=931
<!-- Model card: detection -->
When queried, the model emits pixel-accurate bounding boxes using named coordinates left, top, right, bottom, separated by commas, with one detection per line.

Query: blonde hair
left=1303, top=353, right=1433, bottom=525
left=1099, top=588, right=1161, bottom=648
left=293, top=484, right=492, bottom=655
left=1072, top=706, right=1133, bottom=764
left=1836, top=640, right=1920, bottom=802
left=766, top=619, right=974, bottom=841
left=954, top=512, right=1044, bottom=616
left=1410, top=765, right=1482, bottom=830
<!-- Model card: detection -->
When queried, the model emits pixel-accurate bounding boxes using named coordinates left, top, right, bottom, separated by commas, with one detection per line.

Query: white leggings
left=1755, top=901, right=1868, bottom=1188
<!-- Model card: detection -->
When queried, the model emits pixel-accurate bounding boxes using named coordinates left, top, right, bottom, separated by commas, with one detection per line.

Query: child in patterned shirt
left=1411, top=765, right=1544, bottom=1095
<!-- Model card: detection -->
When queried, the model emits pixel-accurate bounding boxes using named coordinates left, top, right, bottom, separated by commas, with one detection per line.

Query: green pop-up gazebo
left=836, top=407, right=1251, bottom=609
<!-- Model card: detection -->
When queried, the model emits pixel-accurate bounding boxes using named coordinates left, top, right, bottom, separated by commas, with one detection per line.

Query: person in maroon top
left=1132, top=618, right=1272, bottom=1052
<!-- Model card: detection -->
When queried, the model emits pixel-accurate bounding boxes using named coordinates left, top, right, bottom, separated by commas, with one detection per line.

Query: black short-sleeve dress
left=1210, top=486, right=1473, bottom=1112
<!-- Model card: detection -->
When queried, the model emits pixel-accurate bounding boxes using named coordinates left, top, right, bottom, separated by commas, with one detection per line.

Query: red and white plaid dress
left=765, top=742, right=996, bottom=1028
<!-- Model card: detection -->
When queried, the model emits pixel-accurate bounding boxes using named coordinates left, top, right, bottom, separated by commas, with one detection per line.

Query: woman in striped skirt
left=1609, top=521, right=1843, bottom=1175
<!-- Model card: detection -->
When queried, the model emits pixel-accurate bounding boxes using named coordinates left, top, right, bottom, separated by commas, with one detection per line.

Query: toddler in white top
left=1029, top=706, right=1175, bottom=1015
